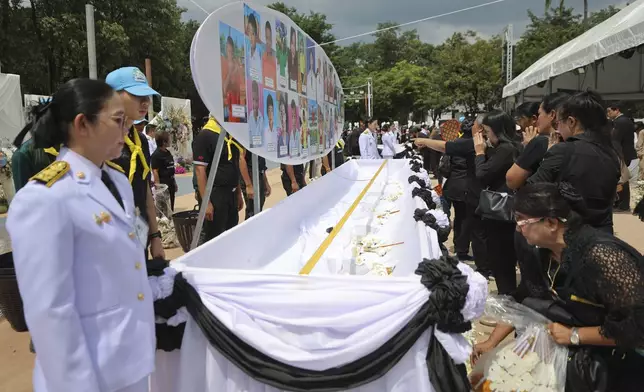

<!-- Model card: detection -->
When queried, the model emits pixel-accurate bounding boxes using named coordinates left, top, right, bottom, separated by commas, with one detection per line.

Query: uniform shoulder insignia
left=105, top=160, right=125, bottom=174
left=30, top=161, right=70, bottom=187
left=362, top=130, right=369, bottom=134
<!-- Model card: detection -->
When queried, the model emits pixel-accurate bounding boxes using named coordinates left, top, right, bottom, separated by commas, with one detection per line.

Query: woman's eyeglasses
left=515, top=217, right=544, bottom=227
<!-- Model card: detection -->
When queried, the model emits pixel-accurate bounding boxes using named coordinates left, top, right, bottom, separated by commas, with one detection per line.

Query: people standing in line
left=322, top=139, right=346, bottom=176
left=7, top=79, right=155, bottom=392
left=281, top=164, right=306, bottom=196
left=474, top=110, right=522, bottom=295
left=607, top=102, right=638, bottom=211
left=381, top=124, right=396, bottom=159
left=192, top=117, right=244, bottom=243
left=440, top=118, right=475, bottom=262
left=347, top=119, right=365, bottom=157
left=507, top=93, right=569, bottom=190
left=150, top=130, right=178, bottom=211
left=414, top=117, right=490, bottom=278
left=239, top=150, right=271, bottom=219
left=359, top=117, right=381, bottom=159
left=106, top=66, right=165, bottom=261
left=143, top=119, right=158, bottom=156
left=636, top=121, right=644, bottom=180
left=528, top=91, right=620, bottom=234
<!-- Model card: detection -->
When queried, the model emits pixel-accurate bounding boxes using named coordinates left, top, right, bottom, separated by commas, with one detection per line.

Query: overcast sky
left=178, top=0, right=627, bottom=45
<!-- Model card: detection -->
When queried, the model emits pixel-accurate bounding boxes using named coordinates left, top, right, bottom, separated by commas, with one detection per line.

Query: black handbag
left=475, top=189, right=514, bottom=221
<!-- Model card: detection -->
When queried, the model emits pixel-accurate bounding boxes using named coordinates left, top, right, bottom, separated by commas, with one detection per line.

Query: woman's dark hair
left=514, top=182, right=586, bottom=228
left=514, top=102, right=540, bottom=118
left=266, top=94, right=274, bottom=111
left=226, top=36, right=234, bottom=50
left=382, top=124, right=389, bottom=132
left=15, top=78, right=114, bottom=149
left=366, top=117, right=377, bottom=126
left=541, top=92, right=570, bottom=114
left=248, top=13, right=257, bottom=34
left=480, top=110, right=522, bottom=155
left=155, top=130, right=171, bottom=148
left=557, top=90, right=612, bottom=146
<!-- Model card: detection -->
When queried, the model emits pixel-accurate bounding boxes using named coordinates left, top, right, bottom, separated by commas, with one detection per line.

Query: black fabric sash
left=158, top=256, right=471, bottom=392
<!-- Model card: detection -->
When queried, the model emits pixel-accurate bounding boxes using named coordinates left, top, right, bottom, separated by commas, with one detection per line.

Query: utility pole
left=145, top=58, right=153, bottom=119
left=85, top=4, right=97, bottom=79
left=504, top=24, right=513, bottom=85
left=367, top=77, right=373, bottom=118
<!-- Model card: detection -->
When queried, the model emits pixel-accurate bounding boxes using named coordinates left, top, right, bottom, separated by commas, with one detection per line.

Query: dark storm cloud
left=179, top=0, right=625, bottom=45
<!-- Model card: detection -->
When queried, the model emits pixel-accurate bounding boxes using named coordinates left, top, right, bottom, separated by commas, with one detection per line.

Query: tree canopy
left=0, top=1, right=621, bottom=123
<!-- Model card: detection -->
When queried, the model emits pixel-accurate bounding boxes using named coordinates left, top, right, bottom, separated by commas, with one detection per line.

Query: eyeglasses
left=515, top=217, right=544, bottom=227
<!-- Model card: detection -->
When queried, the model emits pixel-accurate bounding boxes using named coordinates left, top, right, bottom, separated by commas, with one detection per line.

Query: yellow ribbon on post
left=124, top=130, right=150, bottom=183
left=299, top=160, right=388, bottom=275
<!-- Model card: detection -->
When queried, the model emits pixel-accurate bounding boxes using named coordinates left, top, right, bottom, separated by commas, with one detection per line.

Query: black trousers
left=484, top=219, right=518, bottom=295
left=199, top=187, right=239, bottom=245
left=160, top=180, right=176, bottom=211
left=466, top=203, right=489, bottom=274
left=281, top=174, right=307, bottom=196
left=240, top=175, right=266, bottom=220
left=451, top=200, right=470, bottom=257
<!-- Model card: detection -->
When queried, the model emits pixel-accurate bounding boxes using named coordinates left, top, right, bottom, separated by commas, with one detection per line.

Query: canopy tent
left=0, top=73, right=24, bottom=142
left=503, top=0, right=644, bottom=100
left=149, top=159, right=487, bottom=392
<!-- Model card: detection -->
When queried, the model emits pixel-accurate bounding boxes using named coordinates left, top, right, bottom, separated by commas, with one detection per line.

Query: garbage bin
left=0, top=252, right=28, bottom=332
left=172, top=206, right=199, bottom=253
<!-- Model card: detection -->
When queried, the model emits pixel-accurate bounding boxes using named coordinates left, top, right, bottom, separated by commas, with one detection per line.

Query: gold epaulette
left=30, top=161, right=69, bottom=187
left=362, top=130, right=369, bottom=134
left=105, top=160, right=125, bottom=174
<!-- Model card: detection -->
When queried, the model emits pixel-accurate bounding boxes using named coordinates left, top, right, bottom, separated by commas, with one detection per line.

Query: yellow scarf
left=124, top=130, right=150, bottom=183
left=44, top=147, right=125, bottom=173
left=203, top=119, right=244, bottom=160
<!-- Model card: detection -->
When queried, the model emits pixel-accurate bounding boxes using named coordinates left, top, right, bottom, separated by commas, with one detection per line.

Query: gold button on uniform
left=76, top=171, right=86, bottom=179
left=137, top=293, right=145, bottom=301
left=129, top=232, right=136, bottom=239
left=135, top=262, right=142, bottom=270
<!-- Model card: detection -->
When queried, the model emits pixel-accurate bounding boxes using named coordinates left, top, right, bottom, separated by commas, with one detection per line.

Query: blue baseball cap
left=106, top=67, right=159, bottom=96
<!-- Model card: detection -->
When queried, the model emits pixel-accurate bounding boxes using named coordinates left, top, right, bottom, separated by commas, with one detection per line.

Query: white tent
left=0, top=73, right=24, bottom=142
left=503, top=0, right=644, bottom=100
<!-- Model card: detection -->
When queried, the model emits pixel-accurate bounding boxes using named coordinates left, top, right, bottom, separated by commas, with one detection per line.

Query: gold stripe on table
left=299, top=161, right=388, bottom=275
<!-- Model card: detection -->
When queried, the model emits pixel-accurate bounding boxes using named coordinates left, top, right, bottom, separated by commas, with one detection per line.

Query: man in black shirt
left=281, top=164, right=306, bottom=196
left=106, top=66, right=164, bottom=260
left=193, top=118, right=244, bottom=243
left=321, top=139, right=345, bottom=175
left=347, top=120, right=364, bottom=157
left=239, top=150, right=271, bottom=219
left=608, top=103, right=637, bottom=211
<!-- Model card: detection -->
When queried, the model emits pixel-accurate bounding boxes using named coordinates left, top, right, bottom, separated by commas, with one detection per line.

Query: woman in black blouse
left=473, top=110, right=522, bottom=294
left=151, top=131, right=178, bottom=211
left=472, top=182, right=644, bottom=391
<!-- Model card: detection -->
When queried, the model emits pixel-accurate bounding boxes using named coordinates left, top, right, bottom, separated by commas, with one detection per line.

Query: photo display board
left=191, top=1, right=345, bottom=164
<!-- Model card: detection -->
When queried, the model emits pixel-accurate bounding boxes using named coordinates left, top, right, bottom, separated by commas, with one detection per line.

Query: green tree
left=545, top=0, right=587, bottom=21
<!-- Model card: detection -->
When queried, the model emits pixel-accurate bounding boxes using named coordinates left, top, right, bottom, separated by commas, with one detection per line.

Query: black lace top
left=515, top=225, right=644, bottom=349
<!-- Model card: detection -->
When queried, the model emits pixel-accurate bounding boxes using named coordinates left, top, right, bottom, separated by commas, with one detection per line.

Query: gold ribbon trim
left=299, top=160, right=388, bottom=275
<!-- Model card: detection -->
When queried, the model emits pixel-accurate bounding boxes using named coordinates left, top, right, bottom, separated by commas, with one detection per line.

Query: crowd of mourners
left=410, top=91, right=644, bottom=391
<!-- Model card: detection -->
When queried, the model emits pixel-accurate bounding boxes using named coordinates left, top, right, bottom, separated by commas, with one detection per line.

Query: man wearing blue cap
left=106, top=66, right=165, bottom=261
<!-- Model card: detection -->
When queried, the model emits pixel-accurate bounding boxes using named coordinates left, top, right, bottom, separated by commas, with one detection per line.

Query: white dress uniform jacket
left=359, top=129, right=381, bottom=159
left=7, top=148, right=155, bottom=392
left=382, top=131, right=396, bottom=158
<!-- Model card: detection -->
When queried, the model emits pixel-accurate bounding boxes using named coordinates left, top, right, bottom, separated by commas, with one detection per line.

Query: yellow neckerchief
left=44, top=146, right=125, bottom=173
left=203, top=119, right=244, bottom=160
left=124, top=129, right=150, bottom=183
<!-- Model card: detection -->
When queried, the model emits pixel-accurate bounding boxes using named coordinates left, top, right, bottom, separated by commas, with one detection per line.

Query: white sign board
left=190, top=1, right=345, bottom=164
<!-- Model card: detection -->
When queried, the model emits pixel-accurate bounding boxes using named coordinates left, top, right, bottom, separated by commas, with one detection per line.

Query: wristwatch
left=570, top=328, right=580, bottom=345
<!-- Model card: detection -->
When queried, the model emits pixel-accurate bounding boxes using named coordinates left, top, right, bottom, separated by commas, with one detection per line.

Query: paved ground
left=0, top=169, right=642, bottom=390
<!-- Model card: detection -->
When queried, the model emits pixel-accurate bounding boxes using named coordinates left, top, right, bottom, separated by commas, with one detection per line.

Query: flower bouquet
left=153, top=106, right=192, bottom=153
left=471, top=296, right=568, bottom=392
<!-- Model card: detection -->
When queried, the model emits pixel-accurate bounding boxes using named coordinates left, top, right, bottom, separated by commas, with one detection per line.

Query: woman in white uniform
left=7, top=79, right=155, bottom=392
left=381, top=124, right=396, bottom=159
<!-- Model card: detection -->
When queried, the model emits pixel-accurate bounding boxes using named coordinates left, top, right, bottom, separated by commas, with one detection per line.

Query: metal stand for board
left=190, top=124, right=229, bottom=251
left=331, top=147, right=336, bottom=170
left=251, top=154, right=260, bottom=215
